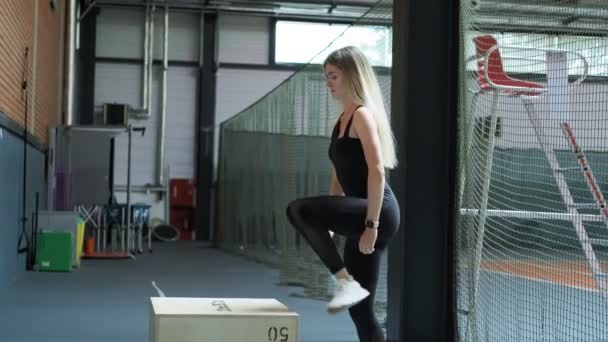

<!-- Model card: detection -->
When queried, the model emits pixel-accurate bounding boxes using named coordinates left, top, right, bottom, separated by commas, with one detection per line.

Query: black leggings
left=286, top=194, right=400, bottom=342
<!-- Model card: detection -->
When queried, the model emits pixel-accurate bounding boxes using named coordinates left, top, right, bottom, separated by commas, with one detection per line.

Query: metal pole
left=127, top=125, right=132, bottom=254
left=78, top=0, right=98, bottom=22
left=66, top=0, right=76, bottom=125
left=142, top=4, right=149, bottom=113
left=157, top=4, right=169, bottom=185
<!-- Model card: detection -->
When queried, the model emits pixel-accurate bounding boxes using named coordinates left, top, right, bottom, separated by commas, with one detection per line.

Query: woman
left=286, top=46, right=400, bottom=342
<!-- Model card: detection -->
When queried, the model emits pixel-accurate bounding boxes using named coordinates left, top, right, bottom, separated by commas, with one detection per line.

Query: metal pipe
left=132, top=4, right=155, bottom=119
left=93, top=2, right=390, bottom=24
left=142, top=4, right=149, bottom=113
left=148, top=5, right=155, bottom=112
left=165, top=168, right=170, bottom=225
left=66, top=0, right=76, bottom=125
left=127, top=125, right=132, bottom=254
left=459, top=208, right=607, bottom=223
left=113, top=184, right=167, bottom=193
left=157, top=5, right=169, bottom=185
left=30, top=0, right=39, bottom=133
left=95, top=0, right=383, bottom=9
left=209, top=0, right=380, bottom=7
left=474, top=0, right=608, bottom=21
left=474, top=20, right=608, bottom=36
left=56, top=0, right=66, bottom=128
left=78, top=0, right=98, bottom=22
left=199, top=9, right=204, bottom=68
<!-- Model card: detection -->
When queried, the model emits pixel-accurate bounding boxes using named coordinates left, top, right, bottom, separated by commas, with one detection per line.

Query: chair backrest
left=473, top=35, right=507, bottom=89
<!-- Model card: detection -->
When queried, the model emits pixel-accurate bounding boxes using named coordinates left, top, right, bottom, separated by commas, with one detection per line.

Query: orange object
left=84, top=237, right=95, bottom=255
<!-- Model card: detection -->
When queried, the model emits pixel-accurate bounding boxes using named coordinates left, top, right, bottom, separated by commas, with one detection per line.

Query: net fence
left=216, top=0, right=393, bottom=325
left=457, top=1, right=608, bottom=341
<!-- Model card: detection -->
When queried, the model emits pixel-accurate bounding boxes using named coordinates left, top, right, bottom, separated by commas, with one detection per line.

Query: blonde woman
left=286, top=46, right=400, bottom=342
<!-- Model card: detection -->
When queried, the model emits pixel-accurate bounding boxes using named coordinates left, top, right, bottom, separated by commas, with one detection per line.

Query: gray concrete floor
left=3, top=241, right=605, bottom=342
left=0, top=242, right=358, bottom=342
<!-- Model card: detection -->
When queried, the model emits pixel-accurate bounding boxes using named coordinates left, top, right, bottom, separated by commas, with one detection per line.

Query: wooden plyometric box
left=150, top=297, right=299, bottom=342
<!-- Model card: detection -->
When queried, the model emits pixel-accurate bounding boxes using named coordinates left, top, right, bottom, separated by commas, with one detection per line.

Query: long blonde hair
left=324, top=46, right=398, bottom=169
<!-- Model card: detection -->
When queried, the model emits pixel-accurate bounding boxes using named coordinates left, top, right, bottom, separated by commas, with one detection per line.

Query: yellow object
left=75, top=218, right=85, bottom=267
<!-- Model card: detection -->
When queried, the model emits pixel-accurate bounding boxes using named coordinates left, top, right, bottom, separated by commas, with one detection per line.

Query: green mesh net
left=457, top=1, right=608, bottom=341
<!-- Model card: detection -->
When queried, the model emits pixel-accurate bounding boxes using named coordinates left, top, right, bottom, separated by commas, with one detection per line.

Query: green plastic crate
left=36, top=231, right=73, bottom=272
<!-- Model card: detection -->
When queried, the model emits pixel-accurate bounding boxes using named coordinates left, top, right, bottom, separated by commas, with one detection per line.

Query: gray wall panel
left=0, top=128, right=46, bottom=289
left=163, top=11, right=201, bottom=62
left=218, top=15, right=270, bottom=64
left=166, top=66, right=198, bottom=179
left=95, top=63, right=198, bottom=186
left=96, top=7, right=144, bottom=59
left=216, top=68, right=293, bottom=122
left=97, top=8, right=200, bottom=62
left=95, top=62, right=158, bottom=187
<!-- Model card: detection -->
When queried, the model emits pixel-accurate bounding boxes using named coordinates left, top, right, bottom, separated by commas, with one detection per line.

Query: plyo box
left=150, top=297, right=299, bottom=342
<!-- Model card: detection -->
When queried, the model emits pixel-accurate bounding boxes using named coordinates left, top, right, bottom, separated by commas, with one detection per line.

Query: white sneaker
left=326, top=278, right=370, bottom=314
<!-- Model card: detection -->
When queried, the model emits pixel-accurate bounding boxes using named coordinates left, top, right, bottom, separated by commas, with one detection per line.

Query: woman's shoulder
left=351, top=106, right=375, bottom=127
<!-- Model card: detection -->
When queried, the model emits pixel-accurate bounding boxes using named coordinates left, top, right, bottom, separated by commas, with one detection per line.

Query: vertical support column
left=196, top=13, right=218, bottom=241
left=30, top=0, right=39, bottom=134
left=386, top=0, right=459, bottom=341
left=546, top=51, right=570, bottom=145
left=78, top=4, right=98, bottom=125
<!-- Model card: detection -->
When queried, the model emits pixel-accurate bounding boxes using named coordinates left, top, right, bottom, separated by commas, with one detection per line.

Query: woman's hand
left=359, top=228, right=378, bottom=255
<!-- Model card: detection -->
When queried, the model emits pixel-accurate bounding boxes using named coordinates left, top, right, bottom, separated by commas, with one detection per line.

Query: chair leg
left=467, top=92, right=499, bottom=342
left=477, top=93, right=499, bottom=235
left=458, top=92, right=480, bottom=209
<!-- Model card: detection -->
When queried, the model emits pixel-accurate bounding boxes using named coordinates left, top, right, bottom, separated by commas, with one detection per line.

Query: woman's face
left=324, top=63, right=347, bottom=100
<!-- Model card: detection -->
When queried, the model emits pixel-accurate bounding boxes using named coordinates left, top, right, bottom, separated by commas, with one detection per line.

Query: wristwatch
left=365, top=219, right=379, bottom=229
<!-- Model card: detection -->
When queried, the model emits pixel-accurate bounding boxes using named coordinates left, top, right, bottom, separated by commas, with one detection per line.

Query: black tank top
left=328, top=107, right=393, bottom=199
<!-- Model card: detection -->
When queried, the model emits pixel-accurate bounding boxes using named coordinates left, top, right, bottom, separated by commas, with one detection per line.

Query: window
left=274, top=20, right=392, bottom=67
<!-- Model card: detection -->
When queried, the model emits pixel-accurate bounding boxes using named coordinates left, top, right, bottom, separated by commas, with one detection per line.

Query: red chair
left=466, top=33, right=590, bottom=221
left=473, top=35, right=546, bottom=98
left=469, top=34, right=588, bottom=120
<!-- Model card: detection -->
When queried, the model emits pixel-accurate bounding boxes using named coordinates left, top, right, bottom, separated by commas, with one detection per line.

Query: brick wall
left=0, top=0, right=64, bottom=145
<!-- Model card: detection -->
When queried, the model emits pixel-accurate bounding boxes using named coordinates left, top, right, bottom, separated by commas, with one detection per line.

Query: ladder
left=525, top=103, right=607, bottom=296
left=465, top=103, right=608, bottom=342
left=560, top=122, right=608, bottom=295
